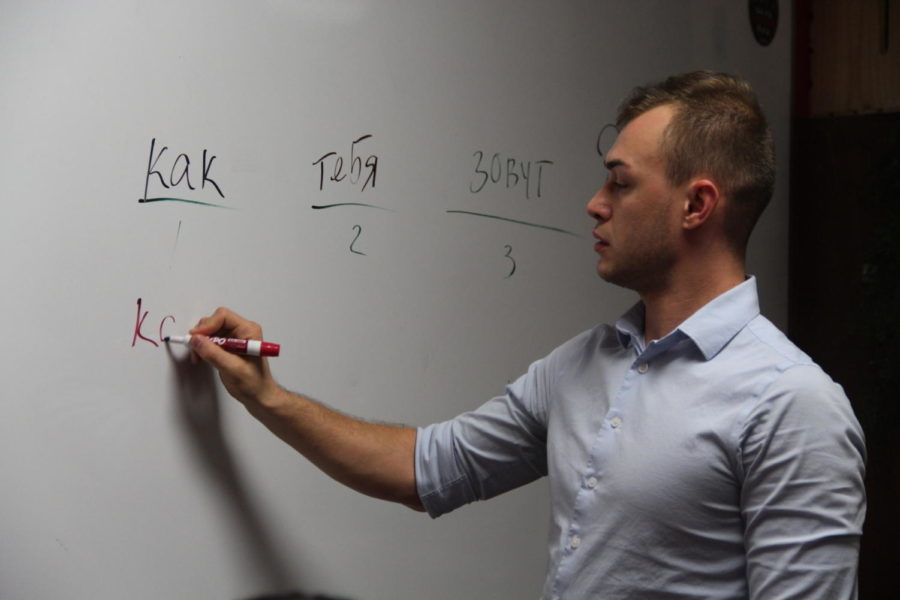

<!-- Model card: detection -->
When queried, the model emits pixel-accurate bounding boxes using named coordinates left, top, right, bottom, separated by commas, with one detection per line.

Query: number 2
left=350, top=224, right=366, bottom=255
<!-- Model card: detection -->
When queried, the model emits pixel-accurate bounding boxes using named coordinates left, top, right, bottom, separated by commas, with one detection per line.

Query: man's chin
left=596, top=261, right=616, bottom=282
left=597, top=266, right=620, bottom=286
left=597, top=265, right=639, bottom=292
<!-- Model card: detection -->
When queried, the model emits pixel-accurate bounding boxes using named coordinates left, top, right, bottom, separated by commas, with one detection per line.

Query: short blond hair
left=618, top=71, right=775, bottom=254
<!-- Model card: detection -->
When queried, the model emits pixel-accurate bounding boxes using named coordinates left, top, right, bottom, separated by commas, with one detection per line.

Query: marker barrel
left=166, top=335, right=280, bottom=357
left=210, top=336, right=280, bottom=357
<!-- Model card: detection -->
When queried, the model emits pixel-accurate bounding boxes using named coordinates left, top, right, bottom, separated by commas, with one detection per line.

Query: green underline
left=139, top=197, right=233, bottom=209
left=446, top=210, right=582, bottom=237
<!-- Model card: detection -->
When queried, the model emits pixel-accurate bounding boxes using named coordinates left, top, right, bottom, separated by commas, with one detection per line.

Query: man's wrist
left=255, top=380, right=289, bottom=411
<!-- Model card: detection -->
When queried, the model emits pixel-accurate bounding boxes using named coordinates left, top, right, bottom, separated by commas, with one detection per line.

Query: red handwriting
left=132, top=298, right=176, bottom=348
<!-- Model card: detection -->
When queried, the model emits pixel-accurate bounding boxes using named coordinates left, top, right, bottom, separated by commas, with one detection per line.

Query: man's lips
left=593, top=231, right=609, bottom=252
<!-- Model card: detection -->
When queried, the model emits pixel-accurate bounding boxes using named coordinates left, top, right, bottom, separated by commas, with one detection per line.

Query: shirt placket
left=549, top=344, right=650, bottom=600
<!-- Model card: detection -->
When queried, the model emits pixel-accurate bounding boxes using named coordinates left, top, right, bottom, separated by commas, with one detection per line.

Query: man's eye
left=604, top=172, right=628, bottom=190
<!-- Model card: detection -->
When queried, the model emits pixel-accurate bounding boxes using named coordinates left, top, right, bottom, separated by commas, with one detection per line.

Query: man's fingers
left=190, top=307, right=263, bottom=340
left=188, top=332, right=272, bottom=405
left=189, top=334, right=244, bottom=372
left=190, top=309, right=226, bottom=336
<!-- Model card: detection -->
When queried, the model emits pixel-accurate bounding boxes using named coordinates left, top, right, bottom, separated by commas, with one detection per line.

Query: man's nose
left=587, top=188, right=611, bottom=222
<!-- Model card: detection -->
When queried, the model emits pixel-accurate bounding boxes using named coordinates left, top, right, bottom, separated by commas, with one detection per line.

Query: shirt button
left=610, top=417, right=623, bottom=429
left=586, top=476, right=599, bottom=489
left=637, top=362, right=649, bottom=373
left=570, top=535, right=582, bottom=549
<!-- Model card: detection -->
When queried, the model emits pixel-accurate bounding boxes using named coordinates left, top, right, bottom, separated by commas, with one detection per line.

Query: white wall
left=0, top=2, right=792, bottom=598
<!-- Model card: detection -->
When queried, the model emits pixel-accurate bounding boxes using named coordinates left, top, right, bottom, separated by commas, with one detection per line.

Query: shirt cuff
left=415, top=422, right=477, bottom=518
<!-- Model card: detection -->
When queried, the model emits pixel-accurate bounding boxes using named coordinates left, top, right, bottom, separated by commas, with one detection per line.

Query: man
left=188, top=71, right=866, bottom=598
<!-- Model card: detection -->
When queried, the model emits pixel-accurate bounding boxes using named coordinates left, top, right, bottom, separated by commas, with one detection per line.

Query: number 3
left=504, top=245, right=516, bottom=278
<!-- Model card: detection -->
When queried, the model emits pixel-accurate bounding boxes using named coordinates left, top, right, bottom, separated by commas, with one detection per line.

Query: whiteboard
left=0, top=2, right=792, bottom=599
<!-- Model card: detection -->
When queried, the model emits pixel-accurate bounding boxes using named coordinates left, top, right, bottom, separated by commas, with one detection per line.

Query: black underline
left=311, top=202, right=394, bottom=212
left=446, top=210, right=582, bottom=237
left=139, top=197, right=233, bottom=209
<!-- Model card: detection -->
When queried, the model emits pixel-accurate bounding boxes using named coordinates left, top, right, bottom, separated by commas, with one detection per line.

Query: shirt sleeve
left=739, top=364, right=867, bottom=599
left=415, top=357, right=551, bottom=518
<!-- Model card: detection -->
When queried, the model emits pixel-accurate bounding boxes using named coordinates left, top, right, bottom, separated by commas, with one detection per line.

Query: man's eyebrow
left=604, top=158, right=626, bottom=170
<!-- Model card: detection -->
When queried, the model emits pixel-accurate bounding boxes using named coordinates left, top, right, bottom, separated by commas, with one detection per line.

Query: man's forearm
left=249, top=385, right=424, bottom=511
left=187, top=308, right=425, bottom=511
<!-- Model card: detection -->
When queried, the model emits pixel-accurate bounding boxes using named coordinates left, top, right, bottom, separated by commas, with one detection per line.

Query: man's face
left=587, top=104, right=683, bottom=294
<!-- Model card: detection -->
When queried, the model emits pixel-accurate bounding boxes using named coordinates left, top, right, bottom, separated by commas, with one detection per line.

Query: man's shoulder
left=736, top=314, right=815, bottom=368
left=537, top=323, right=623, bottom=375
left=555, top=323, right=622, bottom=356
left=731, top=315, right=851, bottom=407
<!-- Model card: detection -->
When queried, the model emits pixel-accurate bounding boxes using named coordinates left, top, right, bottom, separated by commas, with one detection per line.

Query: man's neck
left=639, top=262, right=745, bottom=344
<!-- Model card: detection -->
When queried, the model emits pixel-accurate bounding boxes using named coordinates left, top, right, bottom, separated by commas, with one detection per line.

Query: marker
left=164, top=335, right=280, bottom=357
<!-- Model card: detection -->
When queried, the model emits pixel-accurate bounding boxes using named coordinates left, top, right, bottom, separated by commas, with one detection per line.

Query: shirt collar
left=615, top=276, right=761, bottom=360
left=615, top=303, right=646, bottom=350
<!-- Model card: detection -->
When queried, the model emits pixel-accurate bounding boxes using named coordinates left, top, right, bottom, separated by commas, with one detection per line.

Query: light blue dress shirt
left=416, top=277, right=866, bottom=599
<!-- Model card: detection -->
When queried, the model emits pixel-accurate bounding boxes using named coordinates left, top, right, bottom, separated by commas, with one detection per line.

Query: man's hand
left=189, top=307, right=280, bottom=407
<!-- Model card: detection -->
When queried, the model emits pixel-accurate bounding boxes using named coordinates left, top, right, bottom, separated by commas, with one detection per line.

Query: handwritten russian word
left=312, top=134, right=378, bottom=191
left=131, top=297, right=176, bottom=348
left=140, top=138, right=225, bottom=205
left=469, top=151, right=553, bottom=199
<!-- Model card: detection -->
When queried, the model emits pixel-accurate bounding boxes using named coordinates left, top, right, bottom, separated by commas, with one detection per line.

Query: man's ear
left=682, top=178, right=721, bottom=230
